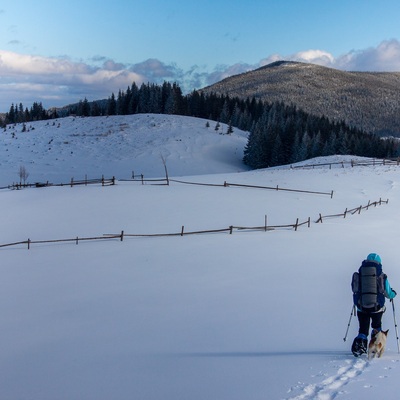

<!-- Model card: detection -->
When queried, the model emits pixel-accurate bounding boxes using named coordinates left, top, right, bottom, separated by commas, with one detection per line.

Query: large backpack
left=352, top=260, right=386, bottom=311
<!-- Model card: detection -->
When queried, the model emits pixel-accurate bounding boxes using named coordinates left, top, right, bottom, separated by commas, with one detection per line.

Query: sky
left=1, top=0, right=400, bottom=112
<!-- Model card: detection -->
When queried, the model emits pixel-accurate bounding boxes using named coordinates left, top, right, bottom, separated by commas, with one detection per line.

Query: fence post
left=141, top=174, right=144, bottom=185
left=331, top=190, right=334, bottom=199
left=229, top=226, right=233, bottom=234
left=70, top=178, right=74, bottom=187
left=181, top=226, right=184, bottom=236
left=102, top=175, right=105, bottom=186
left=27, top=239, right=31, bottom=250
left=294, top=218, right=299, bottom=231
left=317, top=213, right=323, bottom=223
left=120, top=230, right=124, bottom=241
left=76, top=236, right=79, bottom=245
left=265, top=215, right=267, bottom=232
left=358, top=206, right=362, bottom=214
left=344, top=208, right=348, bottom=218
left=308, top=217, right=310, bottom=228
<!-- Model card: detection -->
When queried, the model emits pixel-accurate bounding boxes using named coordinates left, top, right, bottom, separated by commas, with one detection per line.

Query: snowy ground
left=0, top=114, right=249, bottom=186
left=1, top=114, right=400, bottom=399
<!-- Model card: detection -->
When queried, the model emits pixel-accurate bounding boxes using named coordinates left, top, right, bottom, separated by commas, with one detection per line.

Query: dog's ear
left=383, top=329, right=389, bottom=336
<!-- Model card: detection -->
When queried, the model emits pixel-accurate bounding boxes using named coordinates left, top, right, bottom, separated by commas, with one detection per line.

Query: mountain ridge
left=202, top=61, right=400, bottom=136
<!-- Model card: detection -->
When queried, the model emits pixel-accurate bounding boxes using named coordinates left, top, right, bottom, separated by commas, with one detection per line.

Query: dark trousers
left=357, top=310, right=383, bottom=336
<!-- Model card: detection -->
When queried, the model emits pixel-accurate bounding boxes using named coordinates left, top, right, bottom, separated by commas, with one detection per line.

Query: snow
left=1, top=114, right=400, bottom=399
left=0, top=114, right=249, bottom=186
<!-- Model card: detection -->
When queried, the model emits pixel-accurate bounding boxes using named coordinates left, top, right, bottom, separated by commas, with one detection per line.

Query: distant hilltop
left=202, top=61, right=400, bottom=137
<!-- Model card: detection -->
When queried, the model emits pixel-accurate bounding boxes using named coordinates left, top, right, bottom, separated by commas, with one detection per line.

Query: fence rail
left=223, top=182, right=333, bottom=197
left=0, top=176, right=116, bottom=190
left=2, top=175, right=332, bottom=197
left=122, top=177, right=335, bottom=197
left=316, top=198, right=388, bottom=222
left=0, top=198, right=388, bottom=250
left=291, top=158, right=400, bottom=170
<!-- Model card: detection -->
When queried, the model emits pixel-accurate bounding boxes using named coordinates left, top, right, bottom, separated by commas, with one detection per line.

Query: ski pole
left=343, top=305, right=356, bottom=342
left=391, top=299, right=400, bottom=353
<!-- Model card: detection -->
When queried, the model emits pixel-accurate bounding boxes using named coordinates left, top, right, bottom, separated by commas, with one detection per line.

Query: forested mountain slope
left=202, top=61, right=400, bottom=137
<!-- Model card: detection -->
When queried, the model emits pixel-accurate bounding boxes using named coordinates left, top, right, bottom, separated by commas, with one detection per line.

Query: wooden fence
left=2, top=175, right=333, bottom=197
left=291, top=158, right=400, bottom=170
left=316, top=198, right=389, bottom=223
left=0, top=198, right=388, bottom=250
left=0, top=176, right=115, bottom=190
left=121, top=177, right=335, bottom=198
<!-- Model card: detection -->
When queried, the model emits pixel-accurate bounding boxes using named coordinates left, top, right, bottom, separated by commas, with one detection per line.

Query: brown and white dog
left=368, top=329, right=389, bottom=359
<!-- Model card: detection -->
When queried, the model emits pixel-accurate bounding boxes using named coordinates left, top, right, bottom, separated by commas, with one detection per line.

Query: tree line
left=1, top=81, right=398, bottom=168
left=1, top=101, right=57, bottom=125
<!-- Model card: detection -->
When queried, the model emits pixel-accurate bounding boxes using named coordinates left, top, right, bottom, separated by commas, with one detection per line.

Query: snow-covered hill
left=1, top=114, right=400, bottom=399
left=0, top=114, right=250, bottom=186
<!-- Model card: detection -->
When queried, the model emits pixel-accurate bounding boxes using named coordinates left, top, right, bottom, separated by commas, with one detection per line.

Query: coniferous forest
left=1, top=81, right=398, bottom=169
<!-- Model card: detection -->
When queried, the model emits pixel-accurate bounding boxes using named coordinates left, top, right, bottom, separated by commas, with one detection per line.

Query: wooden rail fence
left=291, top=158, right=400, bottom=170
left=0, top=198, right=388, bottom=250
left=122, top=177, right=335, bottom=198
left=2, top=175, right=332, bottom=197
left=316, top=198, right=389, bottom=223
left=0, top=176, right=116, bottom=190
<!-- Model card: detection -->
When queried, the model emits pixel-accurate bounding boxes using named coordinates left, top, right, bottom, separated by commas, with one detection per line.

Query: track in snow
left=286, top=358, right=367, bottom=400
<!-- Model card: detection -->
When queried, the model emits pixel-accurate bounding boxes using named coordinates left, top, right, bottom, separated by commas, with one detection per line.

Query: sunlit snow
left=1, top=114, right=400, bottom=399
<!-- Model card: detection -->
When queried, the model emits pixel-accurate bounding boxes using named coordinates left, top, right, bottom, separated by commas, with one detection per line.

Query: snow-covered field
left=1, top=114, right=400, bottom=399
left=0, top=114, right=249, bottom=186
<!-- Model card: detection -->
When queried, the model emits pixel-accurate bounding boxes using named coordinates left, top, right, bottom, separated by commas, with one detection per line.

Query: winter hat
left=367, top=253, right=381, bottom=264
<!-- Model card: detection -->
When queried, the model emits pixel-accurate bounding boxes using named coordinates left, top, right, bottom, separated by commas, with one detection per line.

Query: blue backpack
left=352, top=260, right=386, bottom=312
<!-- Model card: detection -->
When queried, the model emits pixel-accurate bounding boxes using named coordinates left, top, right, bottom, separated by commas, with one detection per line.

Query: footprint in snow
left=286, top=358, right=368, bottom=400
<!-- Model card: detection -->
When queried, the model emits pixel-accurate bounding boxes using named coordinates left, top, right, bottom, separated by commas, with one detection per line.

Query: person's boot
left=351, top=334, right=368, bottom=357
left=371, top=328, right=381, bottom=338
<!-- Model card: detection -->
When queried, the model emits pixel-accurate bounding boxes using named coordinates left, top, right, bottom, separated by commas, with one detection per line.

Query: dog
left=368, top=329, right=389, bottom=359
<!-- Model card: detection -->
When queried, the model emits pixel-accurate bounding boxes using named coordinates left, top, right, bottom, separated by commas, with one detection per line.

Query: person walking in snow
left=351, top=253, right=396, bottom=357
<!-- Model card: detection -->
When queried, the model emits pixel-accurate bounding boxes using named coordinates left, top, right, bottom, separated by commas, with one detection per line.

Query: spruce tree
left=107, top=93, right=117, bottom=115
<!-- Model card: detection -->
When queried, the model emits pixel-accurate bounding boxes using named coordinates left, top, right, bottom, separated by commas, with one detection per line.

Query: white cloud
left=1, top=39, right=400, bottom=112
left=0, top=51, right=75, bottom=75
left=334, top=39, right=400, bottom=71
left=0, top=50, right=145, bottom=110
left=202, top=39, right=400, bottom=88
left=290, top=49, right=335, bottom=66
left=258, top=40, right=400, bottom=72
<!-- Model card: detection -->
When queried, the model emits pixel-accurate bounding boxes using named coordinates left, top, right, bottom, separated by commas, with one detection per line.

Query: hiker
left=351, top=253, right=396, bottom=357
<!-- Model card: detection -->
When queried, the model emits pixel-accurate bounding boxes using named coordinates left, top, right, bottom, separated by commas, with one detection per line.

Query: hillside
left=202, top=61, right=400, bottom=137
left=0, top=114, right=249, bottom=186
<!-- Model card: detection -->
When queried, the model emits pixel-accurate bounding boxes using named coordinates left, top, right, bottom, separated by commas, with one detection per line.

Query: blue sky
left=1, top=0, right=400, bottom=112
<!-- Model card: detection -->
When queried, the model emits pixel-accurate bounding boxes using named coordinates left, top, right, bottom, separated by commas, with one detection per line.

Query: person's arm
left=384, top=278, right=397, bottom=299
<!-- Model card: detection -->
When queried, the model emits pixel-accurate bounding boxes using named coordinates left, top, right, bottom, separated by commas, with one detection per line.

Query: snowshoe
left=351, top=337, right=367, bottom=357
